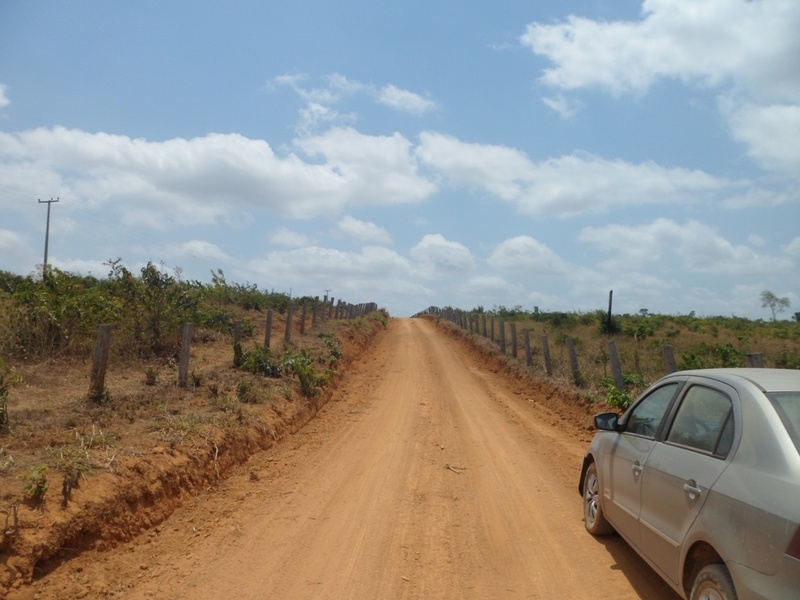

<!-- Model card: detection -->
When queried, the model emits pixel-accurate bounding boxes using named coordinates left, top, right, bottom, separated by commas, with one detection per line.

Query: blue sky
left=1, top=0, right=798, bottom=318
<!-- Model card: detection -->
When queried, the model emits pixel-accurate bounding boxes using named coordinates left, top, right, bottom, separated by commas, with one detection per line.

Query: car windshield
left=767, top=392, right=800, bottom=454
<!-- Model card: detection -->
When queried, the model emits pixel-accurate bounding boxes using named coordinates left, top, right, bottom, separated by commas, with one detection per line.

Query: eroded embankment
left=0, top=317, right=387, bottom=592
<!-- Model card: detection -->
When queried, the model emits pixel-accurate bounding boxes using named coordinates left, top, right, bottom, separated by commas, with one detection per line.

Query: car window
left=768, top=392, right=800, bottom=454
left=624, top=383, right=679, bottom=438
left=667, top=385, right=733, bottom=456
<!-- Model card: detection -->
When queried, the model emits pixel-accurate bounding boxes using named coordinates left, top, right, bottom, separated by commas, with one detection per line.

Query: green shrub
left=282, top=349, right=328, bottom=398
left=601, top=377, right=633, bottom=411
left=239, top=345, right=282, bottom=377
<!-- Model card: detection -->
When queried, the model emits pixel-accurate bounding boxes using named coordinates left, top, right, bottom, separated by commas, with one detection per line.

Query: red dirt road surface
left=13, top=318, right=678, bottom=599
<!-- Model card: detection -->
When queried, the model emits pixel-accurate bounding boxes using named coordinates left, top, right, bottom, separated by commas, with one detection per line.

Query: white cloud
left=724, top=100, right=800, bottom=178
left=0, top=84, right=9, bottom=109
left=337, top=216, right=392, bottom=245
left=521, top=0, right=800, bottom=100
left=295, top=127, right=437, bottom=206
left=0, top=229, right=32, bottom=271
left=268, top=73, right=364, bottom=105
left=49, top=257, right=109, bottom=276
left=579, top=218, right=794, bottom=276
left=521, top=1, right=800, bottom=181
left=270, top=73, right=436, bottom=129
left=541, top=94, right=583, bottom=118
left=245, top=245, right=425, bottom=300
left=416, top=132, right=738, bottom=217
left=270, top=228, right=313, bottom=248
left=487, top=236, right=568, bottom=275
left=0, top=127, right=437, bottom=229
left=461, top=275, right=527, bottom=307
left=377, top=85, right=436, bottom=114
left=167, top=240, right=231, bottom=263
left=784, top=237, right=800, bottom=257
left=409, top=233, right=475, bottom=279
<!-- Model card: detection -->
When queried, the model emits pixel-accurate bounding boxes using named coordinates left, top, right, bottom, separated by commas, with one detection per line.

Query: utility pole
left=38, top=197, right=59, bottom=278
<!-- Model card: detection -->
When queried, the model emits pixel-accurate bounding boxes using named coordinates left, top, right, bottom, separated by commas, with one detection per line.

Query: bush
left=239, top=345, right=282, bottom=377
left=282, top=349, right=328, bottom=398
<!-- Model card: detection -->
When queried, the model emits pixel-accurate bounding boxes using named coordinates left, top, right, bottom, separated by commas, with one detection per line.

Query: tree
left=760, top=290, right=790, bottom=321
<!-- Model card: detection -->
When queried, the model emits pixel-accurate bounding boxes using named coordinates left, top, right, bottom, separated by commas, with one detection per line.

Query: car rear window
left=768, top=392, right=800, bottom=454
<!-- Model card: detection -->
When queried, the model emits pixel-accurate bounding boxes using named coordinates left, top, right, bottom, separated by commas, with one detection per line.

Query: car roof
left=668, top=368, right=800, bottom=393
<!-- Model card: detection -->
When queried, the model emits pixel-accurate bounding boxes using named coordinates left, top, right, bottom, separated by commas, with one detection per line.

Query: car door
left=601, top=382, right=681, bottom=547
left=638, top=381, right=735, bottom=585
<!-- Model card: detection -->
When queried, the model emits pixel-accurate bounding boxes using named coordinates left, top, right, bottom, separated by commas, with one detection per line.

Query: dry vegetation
left=0, top=265, right=388, bottom=590
left=425, top=306, right=800, bottom=410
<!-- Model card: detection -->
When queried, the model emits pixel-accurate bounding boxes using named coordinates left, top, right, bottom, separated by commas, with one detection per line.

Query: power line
left=38, top=197, right=59, bottom=278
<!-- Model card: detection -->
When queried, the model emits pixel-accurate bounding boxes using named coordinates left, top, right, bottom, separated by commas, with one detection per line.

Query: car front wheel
left=583, top=461, right=614, bottom=535
left=690, top=564, right=738, bottom=600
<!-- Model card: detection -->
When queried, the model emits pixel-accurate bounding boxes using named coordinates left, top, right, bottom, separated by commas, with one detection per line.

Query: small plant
left=235, top=379, right=259, bottom=404
left=23, top=465, right=49, bottom=503
left=61, top=468, right=81, bottom=507
left=601, top=377, right=634, bottom=411
left=191, top=370, right=203, bottom=388
left=239, top=345, right=281, bottom=377
left=233, top=341, right=244, bottom=368
left=318, top=332, right=343, bottom=365
left=282, top=349, right=327, bottom=398
left=144, top=366, right=158, bottom=386
left=369, top=311, right=388, bottom=328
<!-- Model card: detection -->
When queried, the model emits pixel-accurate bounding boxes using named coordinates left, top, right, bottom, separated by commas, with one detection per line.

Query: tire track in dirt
left=15, top=318, right=677, bottom=600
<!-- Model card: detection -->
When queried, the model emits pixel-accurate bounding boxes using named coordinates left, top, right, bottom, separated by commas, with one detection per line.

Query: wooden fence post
left=285, top=303, right=294, bottom=343
left=481, top=313, right=487, bottom=337
left=88, top=324, right=111, bottom=401
left=524, top=329, right=532, bottom=367
left=662, top=345, right=677, bottom=374
left=499, top=318, right=506, bottom=354
left=490, top=317, right=495, bottom=342
left=312, top=299, right=318, bottom=328
left=178, top=323, right=192, bottom=388
left=542, top=334, right=553, bottom=376
left=566, top=338, right=581, bottom=386
left=300, top=302, right=308, bottom=335
left=265, top=309, right=273, bottom=348
left=233, top=320, right=242, bottom=344
left=608, top=340, right=624, bottom=390
left=746, top=353, right=764, bottom=368
left=510, top=323, right=518, bottom=358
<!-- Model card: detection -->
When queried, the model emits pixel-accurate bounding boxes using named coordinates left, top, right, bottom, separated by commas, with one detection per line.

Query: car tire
left=690, top=564, right=738, bottom=600
left=583, top=461, right=614, bottom=535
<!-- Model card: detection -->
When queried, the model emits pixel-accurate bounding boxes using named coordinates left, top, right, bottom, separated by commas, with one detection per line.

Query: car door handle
left=684, top=480, right=702, bottom=500
left=632, top=462, right=643, bottom=477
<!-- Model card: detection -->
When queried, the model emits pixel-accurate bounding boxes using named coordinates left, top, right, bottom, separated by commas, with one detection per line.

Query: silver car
left=579, top=368, right=800, bottom=600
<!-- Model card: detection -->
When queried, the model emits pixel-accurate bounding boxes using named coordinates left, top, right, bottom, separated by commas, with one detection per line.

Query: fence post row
left=85, top=295, right=377, bottom=400
left=415, top=307, right=769, bottom=393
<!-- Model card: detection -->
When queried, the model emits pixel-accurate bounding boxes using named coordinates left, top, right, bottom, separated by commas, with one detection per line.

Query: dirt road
left=19, top=318, right=678, bottom=599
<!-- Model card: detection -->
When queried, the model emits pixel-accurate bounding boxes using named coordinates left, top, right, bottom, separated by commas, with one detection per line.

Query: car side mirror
left=594, top=412, right=619, bottom=431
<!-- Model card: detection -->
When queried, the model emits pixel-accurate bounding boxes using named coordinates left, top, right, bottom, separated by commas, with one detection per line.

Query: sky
left=1, top=0, right=798, bottom=319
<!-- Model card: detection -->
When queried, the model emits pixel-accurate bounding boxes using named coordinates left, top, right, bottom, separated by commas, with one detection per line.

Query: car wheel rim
left=584, top=471, right=600, bottom=525
left=695, top=586, right=725, bottom=600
